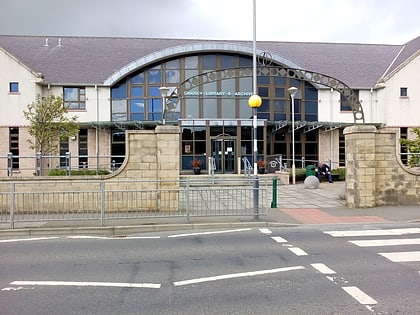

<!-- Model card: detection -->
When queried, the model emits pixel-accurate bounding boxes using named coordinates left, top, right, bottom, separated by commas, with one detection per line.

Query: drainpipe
left=95, top=85, right=99, bottom=175
left=330, top=88, right=333, bottom=168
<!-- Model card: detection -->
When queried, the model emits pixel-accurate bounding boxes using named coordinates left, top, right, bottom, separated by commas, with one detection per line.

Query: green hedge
left=48, top=169, right=111, bottom=176
left=331, top=167, right=346, bottom=181
left=289, top=167, right=346, bottom=182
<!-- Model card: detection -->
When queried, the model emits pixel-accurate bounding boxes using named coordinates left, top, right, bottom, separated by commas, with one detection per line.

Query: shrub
left=48, top=169, right=111, bottom=176
left=289, top=168, right=307, bottom=182
left=331, top=167, right=346, bottom=181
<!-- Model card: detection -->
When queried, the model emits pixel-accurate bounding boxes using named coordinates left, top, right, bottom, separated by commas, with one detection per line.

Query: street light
left=248, top=94, right=262, bottom=175
left=159, top=86, right=169, bottom=124
left=288, top=86, right=298, bottom=185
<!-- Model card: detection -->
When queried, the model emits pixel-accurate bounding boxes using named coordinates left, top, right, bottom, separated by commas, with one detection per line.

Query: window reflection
left=110, top=53, right=318, bottom=124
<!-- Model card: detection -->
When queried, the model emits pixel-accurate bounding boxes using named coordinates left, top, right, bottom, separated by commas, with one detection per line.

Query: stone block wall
left=344, top=125, right=420, bottom=208
left=0, top=126, right=181, bottom=213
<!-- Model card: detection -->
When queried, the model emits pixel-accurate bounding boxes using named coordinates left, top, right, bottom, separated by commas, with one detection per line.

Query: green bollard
left=271, top=177, right=277, bottom=208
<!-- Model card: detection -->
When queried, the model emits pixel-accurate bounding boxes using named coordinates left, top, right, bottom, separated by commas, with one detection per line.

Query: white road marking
left=167, top=228, right=251, bottom=238
left=0, top=237, right=60, bottom=243
left=342, top=286, right=377, bottom=305
left=379, top=251, right=420, bottom=262
left=67, top=235, right=160, bottom=240
left=271, top=236, right=288, bottom=243
left=324, top=228, right=420, bottom=238
left=10, top=280, right=161, bottom=289
left=288, top=247, right=308, bottom=256
left=259, top=228, right=272, bottom=234
left=311, top=263, right=336, bottom=274
left=173, top=266, right=305, bottom=286
left=1, top=286, right=27, bottom=291
left=67, top=236, right=111, bottom=240
left=350, top=238, right=420, bottom=247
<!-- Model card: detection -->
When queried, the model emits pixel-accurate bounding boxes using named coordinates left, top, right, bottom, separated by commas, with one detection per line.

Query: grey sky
left=0, top=0, right=419, bottom=44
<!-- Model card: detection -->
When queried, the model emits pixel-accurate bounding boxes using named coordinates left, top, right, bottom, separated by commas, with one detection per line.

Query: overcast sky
left=0, top=0, right=419, bottom=44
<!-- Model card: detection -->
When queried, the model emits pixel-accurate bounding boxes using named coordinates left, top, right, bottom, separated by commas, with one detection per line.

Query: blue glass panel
left=305, top=100, right=318, bottom=113
left=166, top=69, right=180, bottom=83
left=166, top=59, right=179, bottom=69
left=305, top=85, right=318, bottom=100
left=257, top=76, right=270, bottom=84
left=111, top=82, right=127, bottom=98
left=149, top=86, right=161, bottom=97
left=274, top=77, right=286, bottom=85
left=148, top=113, right=162, bottom=120
left=148, top=69, right=161, bottom=84
left=275, top=88, right=285, bottom=98
left=274, top=100, right=285, bottom=112
left=274, top=113, right=286, bottom=120
left=221, top=55, right=235, bottom=68
left=257, top=113, right=270, bottom=120
left=131, top=86, right=143, bottom=97
left=239, top=57, right=252, bottom=67
left=290, top=78, right=301, bottom=87
left=148, top=98, right=162, bottom=112
left=306, top=114, right=318, bottom=122
left=185, top=56, right=198, bottom=68
left=130, top=113, right=144, bottom=121
left=202, top=55, right=217, bottom=70
left=131, top=72, right=144, bottom=84
left=9, top=82, right=19, bottom=93
left=130, top=99, right=144, bottom=113
left=258, top=99, right=270, bottom=111
left=258, top=87, right=268, bottom=97
left=64, top=87, right=78, bottom=101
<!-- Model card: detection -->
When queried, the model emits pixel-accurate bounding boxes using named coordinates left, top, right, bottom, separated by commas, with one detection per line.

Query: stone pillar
left=343, top=125, right=377, bottom=208
left=155, top=125, right=180, bottom=182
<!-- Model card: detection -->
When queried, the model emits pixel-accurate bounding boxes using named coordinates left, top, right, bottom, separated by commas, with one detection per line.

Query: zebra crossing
left=324, top=227, right=420, bottom=270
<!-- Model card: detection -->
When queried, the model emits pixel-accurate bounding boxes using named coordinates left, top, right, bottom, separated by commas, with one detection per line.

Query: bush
left=48, top=169, right=111, bottom=176
left=289, top=168, right=307, bottom=182
left=331, top=167, right=346, bottom=181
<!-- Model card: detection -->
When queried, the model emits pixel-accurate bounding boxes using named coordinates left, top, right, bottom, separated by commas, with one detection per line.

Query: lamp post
left=248, top=94, right=262, bottom=174
left=288, top=86, right=298, bottom=185
left=159, top=86, right=169, bottom=125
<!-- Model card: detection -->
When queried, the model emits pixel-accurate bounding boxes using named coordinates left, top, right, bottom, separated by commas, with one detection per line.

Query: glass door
left=211, top=137, right=236, bottom=173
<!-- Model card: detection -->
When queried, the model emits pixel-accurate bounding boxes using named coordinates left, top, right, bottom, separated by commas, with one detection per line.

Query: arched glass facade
left=110, top=53, right=319, bottom=173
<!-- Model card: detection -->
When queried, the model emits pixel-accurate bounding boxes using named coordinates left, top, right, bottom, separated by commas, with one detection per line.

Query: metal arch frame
left=167, top=66, right=365, bottom=124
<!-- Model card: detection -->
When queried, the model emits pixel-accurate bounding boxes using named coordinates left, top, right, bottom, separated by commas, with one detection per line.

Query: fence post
left=253, top=175, right=259, bottom=220
left=186, top=178, right=190, bottom=223
left=100, top=180, right=105, bottom=227
left=9, top=182, right=15, bottom=229
left=36, top=151, right=42, bottom=176
left=7, top=152, right=13, bottom=177
left=278, top=155, right=283, bottom=171
left=271, top=177, right=277, bottom=208
left=65, top=152, right=71, bottom=176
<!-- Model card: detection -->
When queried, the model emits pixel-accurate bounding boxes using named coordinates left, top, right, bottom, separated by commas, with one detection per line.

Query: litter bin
left=305, top=165, right=316, bottom=177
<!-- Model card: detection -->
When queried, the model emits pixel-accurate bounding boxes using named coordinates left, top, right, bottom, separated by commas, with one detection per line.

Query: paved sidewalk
left=269, top=182, right=420, bottom=225
left=1, top=181, right=419, bottom=237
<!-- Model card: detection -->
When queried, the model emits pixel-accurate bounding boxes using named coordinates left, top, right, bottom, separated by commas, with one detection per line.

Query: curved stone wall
left=344, top=125, right=420, bottom=207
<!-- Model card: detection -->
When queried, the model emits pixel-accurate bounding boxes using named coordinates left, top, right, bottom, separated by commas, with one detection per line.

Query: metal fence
left=0, top=177, right=271, bottom=229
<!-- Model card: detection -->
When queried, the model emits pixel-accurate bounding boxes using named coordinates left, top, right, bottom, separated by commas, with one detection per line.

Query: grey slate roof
left=0, top=35, right=417, bottom=88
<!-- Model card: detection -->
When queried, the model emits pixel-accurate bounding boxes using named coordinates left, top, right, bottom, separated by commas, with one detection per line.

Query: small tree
left=400, top=128, right=420, bottom=167
left=23, top=94, right=79, bottom=155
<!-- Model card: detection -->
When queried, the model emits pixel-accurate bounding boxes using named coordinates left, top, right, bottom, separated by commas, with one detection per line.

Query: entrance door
left=211, top=137, right=236, bottom=173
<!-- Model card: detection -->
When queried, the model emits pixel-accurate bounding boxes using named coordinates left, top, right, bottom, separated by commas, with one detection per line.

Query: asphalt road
left=1, top=223, right=419, bottom=315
